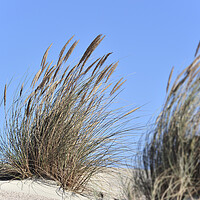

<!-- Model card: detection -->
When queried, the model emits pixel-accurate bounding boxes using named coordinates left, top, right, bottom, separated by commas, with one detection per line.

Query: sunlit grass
left=0, top=35, right=138, bottom=193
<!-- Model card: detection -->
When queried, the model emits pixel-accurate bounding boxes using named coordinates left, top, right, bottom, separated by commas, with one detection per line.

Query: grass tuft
left=126, top=43, right=200, bottom=200
left=0, top=35, right=138, bottom=193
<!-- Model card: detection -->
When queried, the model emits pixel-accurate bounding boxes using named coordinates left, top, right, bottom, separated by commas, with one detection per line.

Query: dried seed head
left=41, top=43, right=52, bottom=69
left=78, top=34, right=105, bottom=70
left=63, top=41, right=79, bottom=63
left=57, top=35, right=74, bottom=66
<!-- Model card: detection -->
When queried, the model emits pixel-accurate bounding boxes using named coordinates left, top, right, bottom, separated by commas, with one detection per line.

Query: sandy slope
left=0, top=190, right=58, bottom=200
left=0, top=168, right=132, bottom=200
left=0, top=179, right=63, bottom=200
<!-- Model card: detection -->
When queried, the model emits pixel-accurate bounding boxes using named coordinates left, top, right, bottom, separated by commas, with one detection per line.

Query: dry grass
left=126, top=44, right=200, bottom=200
left=0, top=35, right=138, bottom=193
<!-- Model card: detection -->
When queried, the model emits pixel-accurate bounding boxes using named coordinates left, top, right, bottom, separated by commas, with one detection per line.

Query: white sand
left=0, top=168, right=132, bottom=200
left=0, top=179, right=64, bottom=200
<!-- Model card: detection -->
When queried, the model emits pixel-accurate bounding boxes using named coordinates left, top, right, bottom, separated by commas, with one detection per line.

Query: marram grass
left=125, top=43, right=200, bottom=200
left=0, top=35, right=138, bottom=193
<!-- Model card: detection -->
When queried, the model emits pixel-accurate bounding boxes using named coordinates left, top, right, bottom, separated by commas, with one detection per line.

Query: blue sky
left=0, top=1, right=199, bottom=138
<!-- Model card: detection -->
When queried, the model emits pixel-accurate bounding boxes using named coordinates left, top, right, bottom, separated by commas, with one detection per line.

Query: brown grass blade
left=95, top=65, right=111, bottom=87
left=123, top=107, right=139, bottom=117
left=111, top=79, right=126, bottom=95
left=171, top=66, right=189, bottom=93
left=166, top=66, right=174, bottom=93
left=105, top=62, right=118, bottom=82
left=45, top=65, right=56, bottom=78
left=20, top=83, right=24, bottom=96
left=91, top=53, right=112, bottom=76
left=110, top=78, right=124, bottom=95
left=52, top=65, right=61, bottom=82
left=44, top=61, right=53, bottom=78
left=100, top=52, right=112, bottom=66
left=194, top=41, right=200, bottom=57
left=63, top=64, right=78, bottom=85
left=91, top=57, right=105, bottom=76
left=26, top=97, right=32, bottom=117
left=60, top=65, right=70, bottom=81
left=4, top=84, right=7, bottom=107
left=83, top=58, right=100, bottom=75
left=100, top=83, right=113, bottom=94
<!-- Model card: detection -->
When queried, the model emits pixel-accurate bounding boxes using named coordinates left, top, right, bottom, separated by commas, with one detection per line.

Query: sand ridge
left=0, top=168, right=133, bottom=200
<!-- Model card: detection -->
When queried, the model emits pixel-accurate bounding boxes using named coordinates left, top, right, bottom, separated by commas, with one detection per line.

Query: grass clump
left=127, top=45, right=200, bottom=200
left=0, top=35, right=138, bottom=193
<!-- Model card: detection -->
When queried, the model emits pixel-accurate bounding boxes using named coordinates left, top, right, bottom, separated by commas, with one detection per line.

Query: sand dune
left=0, top=168, right=132, bottom=200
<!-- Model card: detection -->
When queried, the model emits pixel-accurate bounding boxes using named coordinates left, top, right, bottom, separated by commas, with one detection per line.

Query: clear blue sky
left=0, top=1, right=199, bottom=138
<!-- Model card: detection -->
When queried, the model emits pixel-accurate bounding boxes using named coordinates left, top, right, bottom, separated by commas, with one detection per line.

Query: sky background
left=0, top=1, right=199, bottom=144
